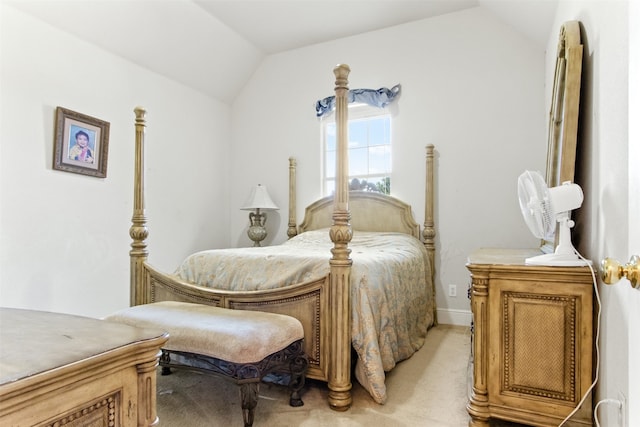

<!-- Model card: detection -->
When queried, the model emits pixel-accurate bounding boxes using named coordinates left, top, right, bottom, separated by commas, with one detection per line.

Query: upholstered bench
left=105, top=301, right=308, bottom=427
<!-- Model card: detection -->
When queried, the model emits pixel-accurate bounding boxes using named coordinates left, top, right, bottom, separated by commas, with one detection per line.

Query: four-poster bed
left=129, top=64, right=437, bottom=410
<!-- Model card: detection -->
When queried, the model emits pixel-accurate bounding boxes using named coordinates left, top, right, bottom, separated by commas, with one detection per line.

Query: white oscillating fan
left=517, top=170, right=592, bottom=266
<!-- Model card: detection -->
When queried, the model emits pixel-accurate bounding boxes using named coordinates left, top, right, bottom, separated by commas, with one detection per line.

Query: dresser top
left=467, top=247, right=544, bottom=265
left=0, top=308, right=167, bottom=385
left=466, top=247, right=595, bottom=279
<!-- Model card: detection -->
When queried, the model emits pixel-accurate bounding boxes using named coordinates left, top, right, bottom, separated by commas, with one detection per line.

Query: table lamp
left=241, top=184, right=279, bottom=246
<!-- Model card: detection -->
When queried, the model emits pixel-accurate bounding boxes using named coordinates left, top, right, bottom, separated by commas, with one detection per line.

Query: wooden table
left=0, top=308, right=168, bottom=427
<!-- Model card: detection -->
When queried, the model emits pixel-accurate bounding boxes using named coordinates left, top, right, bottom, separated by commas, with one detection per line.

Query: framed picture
left=53, top=107, right=110, bottom=178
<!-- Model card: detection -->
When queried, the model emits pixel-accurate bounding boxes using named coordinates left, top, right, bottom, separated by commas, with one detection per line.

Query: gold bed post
left=287, top=157, right=297, bottom=239
left=328, top=64, right=353, bottom=411
left=130, top=106, right=149, bottom=306
left=423, top=144, right=437, bottom=325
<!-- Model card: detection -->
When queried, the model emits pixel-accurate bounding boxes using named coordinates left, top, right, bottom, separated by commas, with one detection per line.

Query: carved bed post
left=328, top=63, right=353, bottom=411
left=130, top=106, right=149, bottom=306
left=423, top=144, right=437, bottom=324
left=287, top=157, right=297, bottom=239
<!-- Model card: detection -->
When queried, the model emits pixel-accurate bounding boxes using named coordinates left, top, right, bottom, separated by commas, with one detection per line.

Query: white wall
left=0, top=4, right=231, bottom=318
left=549, top=1, right=637, bottom=425
left=230, top=7, right=546, bottom=323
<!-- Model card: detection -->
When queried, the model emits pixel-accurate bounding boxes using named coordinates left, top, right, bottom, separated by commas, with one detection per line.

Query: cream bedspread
left=174, top=229, right=434, bottom=404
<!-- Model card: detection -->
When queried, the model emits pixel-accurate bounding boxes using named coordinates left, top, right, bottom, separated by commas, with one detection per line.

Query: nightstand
left=466, top=248, right=594, bottom=427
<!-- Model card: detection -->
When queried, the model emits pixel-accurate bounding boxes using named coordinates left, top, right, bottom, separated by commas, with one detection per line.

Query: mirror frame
left=542, top=20, right=584, bottom=253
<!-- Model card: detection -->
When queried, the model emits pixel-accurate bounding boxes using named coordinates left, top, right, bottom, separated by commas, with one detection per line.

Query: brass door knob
left=600, top=255, right=639, bottom=288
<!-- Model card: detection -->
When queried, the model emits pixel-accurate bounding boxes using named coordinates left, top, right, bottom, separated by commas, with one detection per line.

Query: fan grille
left=518, top=171, right=555, bottom=239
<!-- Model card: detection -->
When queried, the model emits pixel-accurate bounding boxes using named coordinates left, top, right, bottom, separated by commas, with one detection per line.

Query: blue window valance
left=315, top=84, right=401, bottom=117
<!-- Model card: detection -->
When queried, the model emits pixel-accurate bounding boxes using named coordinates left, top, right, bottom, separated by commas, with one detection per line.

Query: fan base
left=525, top=252, right=593, bottom=267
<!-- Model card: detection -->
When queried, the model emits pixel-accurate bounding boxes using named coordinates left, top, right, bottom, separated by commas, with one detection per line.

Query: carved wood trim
left=130, top=107, right=148, bottom=307
left=469, top=274, right=490, bottom=421
left=501, top=292, right=577, bottom=402
left=327, top=63, right=353, bottom=411
left=38, top=392, right=119, bottom=427
left=424, top=144, right=437, bottom=324
left=287, top=157, right=297, bottom=239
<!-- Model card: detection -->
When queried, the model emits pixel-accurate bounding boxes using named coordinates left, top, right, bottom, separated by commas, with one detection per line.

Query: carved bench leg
left=240, top=382, right=259, bottom=427
left=288, top=349, right=308, bottom=407
left=158, top=345, right=308, bottom=424
left=160, top=350, right=172, bottom=375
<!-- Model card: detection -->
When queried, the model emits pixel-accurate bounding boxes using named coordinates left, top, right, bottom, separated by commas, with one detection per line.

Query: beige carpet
left=156, top=325, right=521, bottom=426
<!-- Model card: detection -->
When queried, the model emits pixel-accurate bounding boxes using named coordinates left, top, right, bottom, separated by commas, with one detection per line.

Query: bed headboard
left=287, top=142, right=435, bottom=250
left=298, top=191, right=420, bottom=239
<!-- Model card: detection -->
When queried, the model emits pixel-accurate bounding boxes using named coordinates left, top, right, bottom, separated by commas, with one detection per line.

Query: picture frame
left=53, top=107, right=110, bottom=178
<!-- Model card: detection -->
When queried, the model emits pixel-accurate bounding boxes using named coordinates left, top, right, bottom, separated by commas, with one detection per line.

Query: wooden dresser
left=466, top=248, right=594, bottom=427
left=0, top=308, right=168, bottom=427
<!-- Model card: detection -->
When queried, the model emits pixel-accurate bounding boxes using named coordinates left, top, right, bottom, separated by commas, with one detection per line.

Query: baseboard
left=436, top=308, right=472, bottom=326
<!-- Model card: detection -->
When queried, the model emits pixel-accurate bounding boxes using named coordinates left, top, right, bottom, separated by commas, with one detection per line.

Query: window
left=322, top=104, right=391, bottom=196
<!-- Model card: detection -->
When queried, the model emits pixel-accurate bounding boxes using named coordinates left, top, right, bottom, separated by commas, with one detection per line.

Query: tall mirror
left=542, top=20, right=584, bottom=253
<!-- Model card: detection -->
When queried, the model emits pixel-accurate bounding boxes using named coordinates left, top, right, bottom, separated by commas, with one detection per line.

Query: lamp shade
left=241, top=184, right=279, bottom=211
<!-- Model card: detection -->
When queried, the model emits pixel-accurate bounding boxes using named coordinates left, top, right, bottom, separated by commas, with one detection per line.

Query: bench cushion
left=105, top=301, right=304, bottom=364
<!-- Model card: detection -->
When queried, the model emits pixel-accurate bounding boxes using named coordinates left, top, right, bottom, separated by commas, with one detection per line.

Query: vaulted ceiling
left=7, top=0, right=557, bottom=103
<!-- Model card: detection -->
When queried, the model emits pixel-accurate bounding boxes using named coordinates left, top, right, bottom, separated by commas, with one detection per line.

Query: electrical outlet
left=448, top=284, right=457, bottom=297
left=618, top=391, right=627, bottom=427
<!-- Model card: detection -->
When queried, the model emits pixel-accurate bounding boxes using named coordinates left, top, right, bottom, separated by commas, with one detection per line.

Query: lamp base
left=247, top=224, right=267, bottom=247
left=247, top=211, right=268, bottom=247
